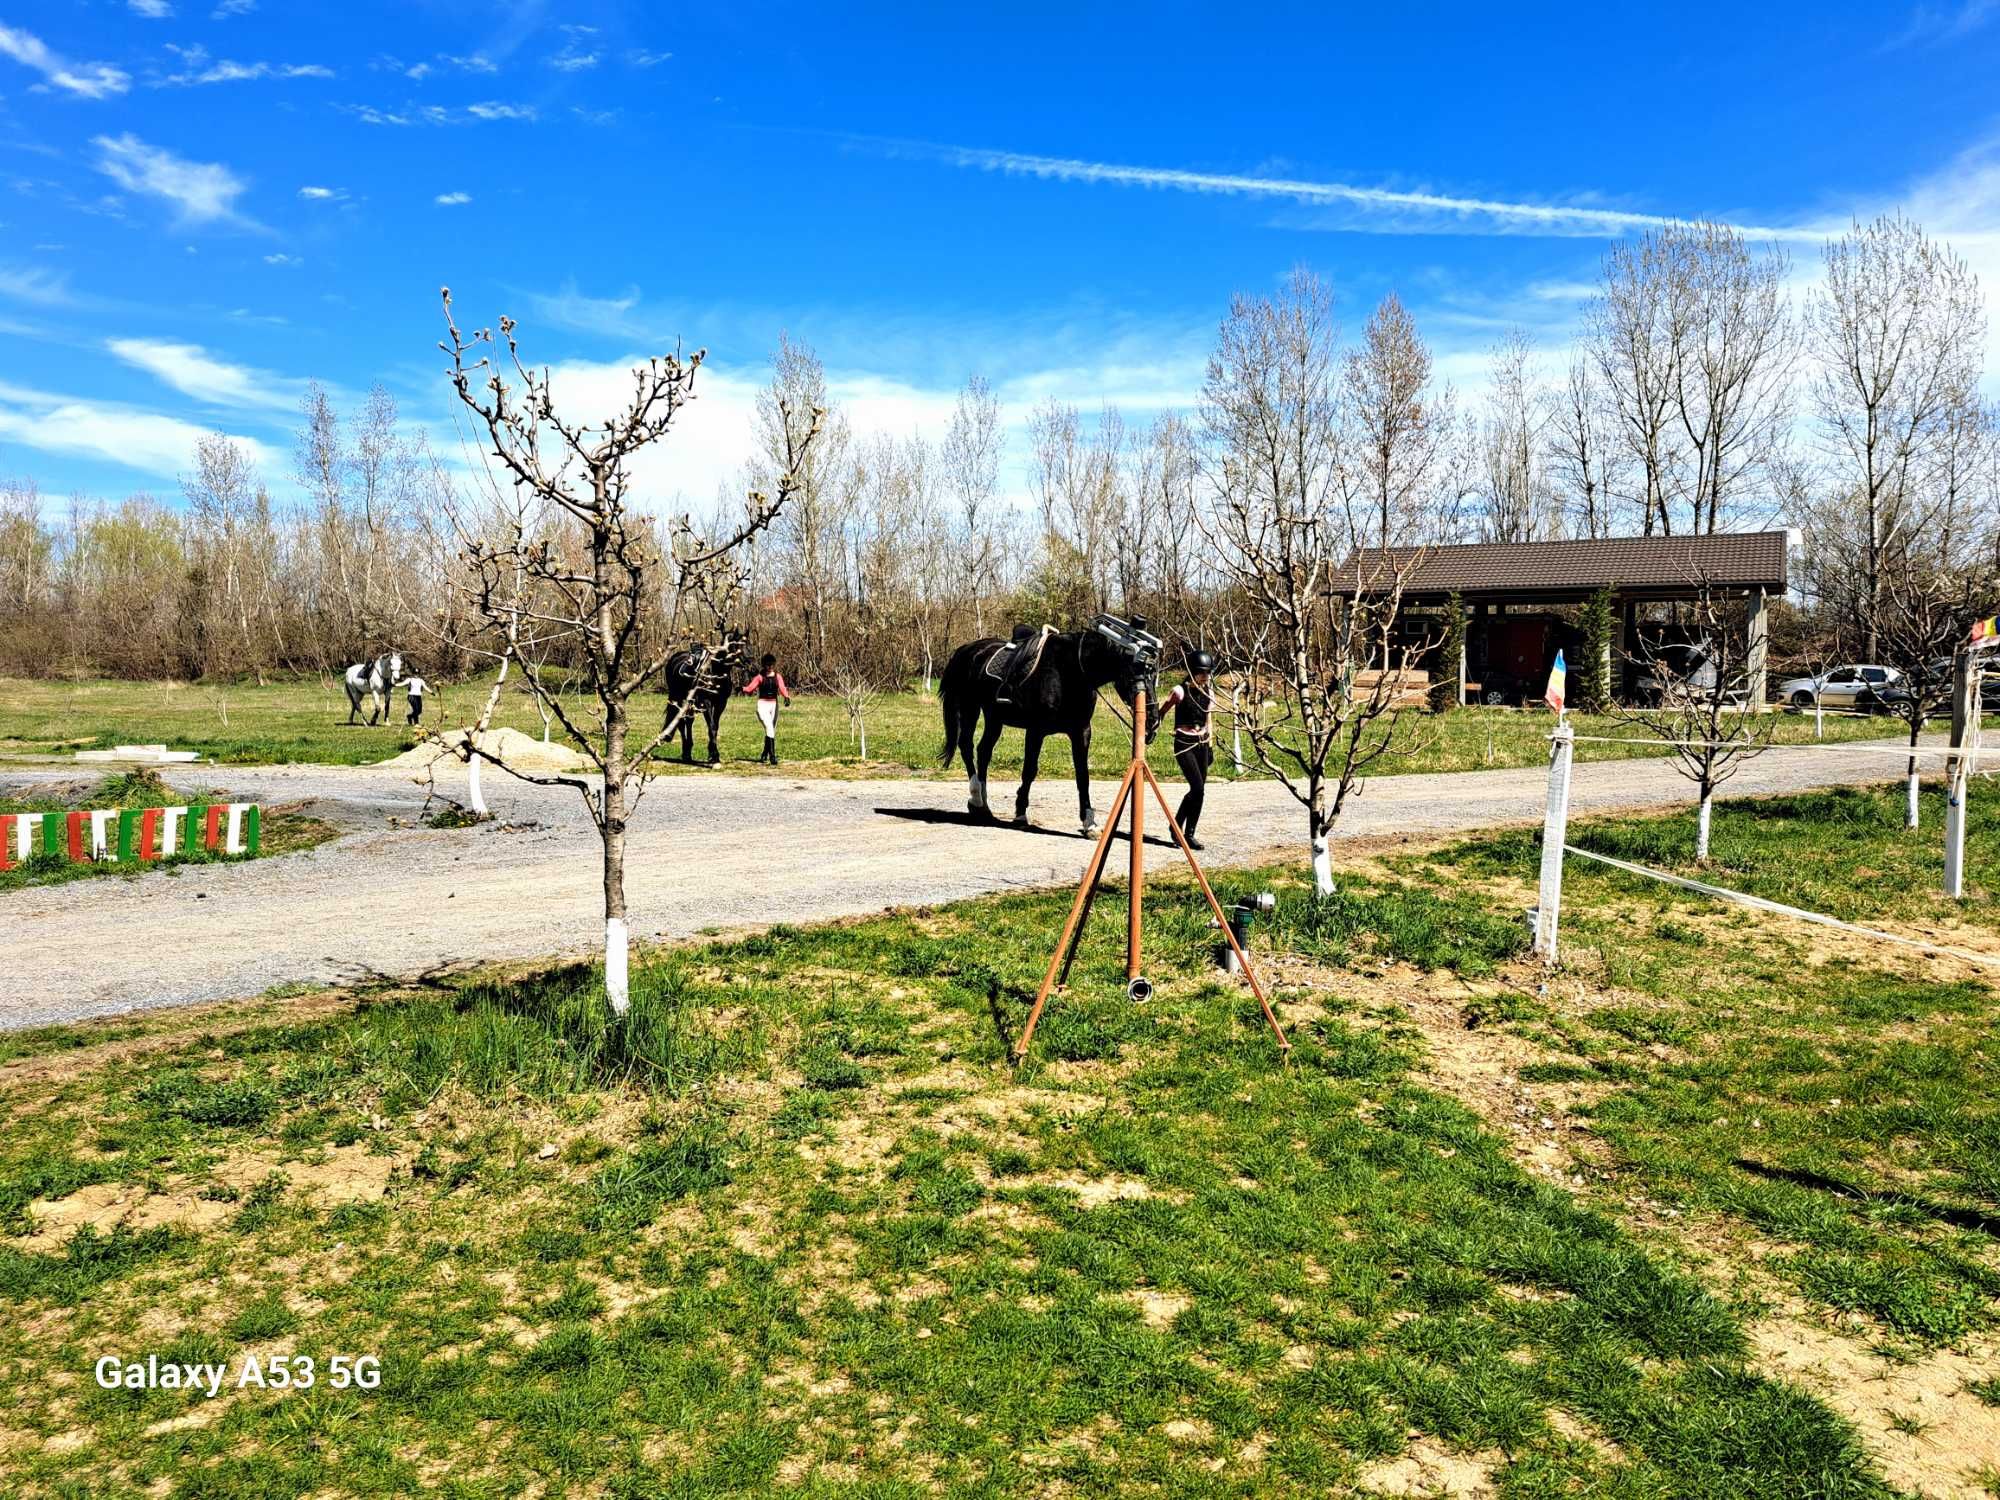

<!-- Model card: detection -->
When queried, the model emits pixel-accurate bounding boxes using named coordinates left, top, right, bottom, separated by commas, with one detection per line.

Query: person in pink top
left=741, top=653, right=793, bottom=764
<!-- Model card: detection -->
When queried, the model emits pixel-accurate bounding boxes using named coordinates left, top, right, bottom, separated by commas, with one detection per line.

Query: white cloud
left=1525, top=279, right=1598, bottom=302
left=93, top=134, right=251, bottom=227
left=549, top=49, right=600, bottom=72
left=462, top=339, right=1206, bottom=519
left=891, top=139, right=1830, bottom=243
left=104, top=338, right=303, bottom=411
left=0, top=380, right=277, bottom=478
left=212, top=0, right=256, bottom=16
left=349, top=100, right=535, bottom=126
left=442, top=52, right=498, bottom=73
left=405, top=61, right=431, bottom=80
left=0, top=264, right=73, bottom=306
left=0, top=22, right=130, bottom=99
left=156, top=58, right=335, bottom=86
left=627, top=49, right=671, bottom=66
left=297, top=185, right=343, bottom=200
left=129, top=0, right=174, bottom=17
left=1889, top=0, right=1998, bottom=47
left=434, top=191, right=472, bottom=206
left=263, top=251, right=300, bottom=265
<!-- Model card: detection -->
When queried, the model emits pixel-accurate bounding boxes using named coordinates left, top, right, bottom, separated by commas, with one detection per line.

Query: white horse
left=343, top=651, right=405, bottom=725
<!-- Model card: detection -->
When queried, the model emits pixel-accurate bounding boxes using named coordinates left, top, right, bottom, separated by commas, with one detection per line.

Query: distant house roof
left=1348, top=531, right=1789, bottom=600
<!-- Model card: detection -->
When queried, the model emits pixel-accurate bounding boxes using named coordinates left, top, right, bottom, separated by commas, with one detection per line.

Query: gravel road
left=0, top=741, right=1944, bottom=1029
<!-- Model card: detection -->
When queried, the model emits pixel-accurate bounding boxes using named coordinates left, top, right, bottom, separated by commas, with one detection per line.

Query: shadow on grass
left=1733, top=1156, right=2000, bottom=1238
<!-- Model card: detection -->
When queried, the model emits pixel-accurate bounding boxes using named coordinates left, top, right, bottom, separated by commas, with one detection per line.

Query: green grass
left=1, top=674, right=1903, bottom=776
left=1425, top=783, right=2000, bottom=1345
left=9, top=789, right=1985, bottom=1493
left=0, top=769, right=337, bottom=892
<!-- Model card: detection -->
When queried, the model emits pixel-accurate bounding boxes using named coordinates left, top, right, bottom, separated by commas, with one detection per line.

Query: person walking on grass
left=404, top=675, right=427, bottom=726
left=741, top=653, right=793, bottom=765
left=1148, top=650, right=1216, bottom=849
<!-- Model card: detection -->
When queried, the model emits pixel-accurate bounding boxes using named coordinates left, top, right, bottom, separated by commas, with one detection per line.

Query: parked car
left=1774, top=664, right=1899, bottom=711
left=1873, top=657, right=2000, bottom=716
left=1632, top=641, right=1719, bottom=707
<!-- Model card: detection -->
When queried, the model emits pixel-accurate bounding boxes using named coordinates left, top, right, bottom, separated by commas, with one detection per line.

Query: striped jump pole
left=0, top=803, right=259, bottom=871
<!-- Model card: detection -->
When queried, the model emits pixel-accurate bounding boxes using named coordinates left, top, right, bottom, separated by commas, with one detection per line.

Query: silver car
left=1774, top=664, right=1900, bottom=710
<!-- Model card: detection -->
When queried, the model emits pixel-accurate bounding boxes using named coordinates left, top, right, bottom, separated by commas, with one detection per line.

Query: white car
left=1774, top=664, right=1900, bottom=710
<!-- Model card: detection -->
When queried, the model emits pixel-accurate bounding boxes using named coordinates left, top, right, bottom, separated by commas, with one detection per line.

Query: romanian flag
left=1545, top=650, right=1567, bottom=714
left=1971, top=616, right=1998, bottom=648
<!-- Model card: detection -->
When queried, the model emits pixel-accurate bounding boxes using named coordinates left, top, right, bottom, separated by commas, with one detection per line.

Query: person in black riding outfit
left=1148, top=650, right=1216, bottom=849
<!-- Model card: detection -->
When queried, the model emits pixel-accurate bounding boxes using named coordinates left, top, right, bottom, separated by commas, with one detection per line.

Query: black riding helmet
left=1188, top=650, right=1216, bottom=675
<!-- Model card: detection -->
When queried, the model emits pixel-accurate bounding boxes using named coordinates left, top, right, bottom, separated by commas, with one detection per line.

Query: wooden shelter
left=1351, top=531, right=1789, bottom=706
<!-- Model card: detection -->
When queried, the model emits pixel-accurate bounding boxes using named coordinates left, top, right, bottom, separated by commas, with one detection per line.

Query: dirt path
left=0, top=741, right=1951, bottom=1028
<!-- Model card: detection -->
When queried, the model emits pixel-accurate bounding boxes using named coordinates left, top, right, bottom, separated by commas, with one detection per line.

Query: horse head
left=386, top=650, right=405, bottom=685
left=1076, top=622, right=1154, bottom=707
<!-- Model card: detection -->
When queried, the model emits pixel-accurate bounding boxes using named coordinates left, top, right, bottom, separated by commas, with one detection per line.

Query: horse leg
left=1073, top=723, right=1097, bottom=835
left=971, top=713, right=1004, bottom=819
left=959, top=703, right=982, bottom=809
left=679, top=703, right=694, bottom=763
left=1015, top=731, right=1043, bottom=826
left=706, top=702, right=721, bottom=764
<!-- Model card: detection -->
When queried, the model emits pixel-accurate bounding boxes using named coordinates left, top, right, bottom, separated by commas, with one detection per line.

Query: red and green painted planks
left=0, top=803, right=260, bottom=870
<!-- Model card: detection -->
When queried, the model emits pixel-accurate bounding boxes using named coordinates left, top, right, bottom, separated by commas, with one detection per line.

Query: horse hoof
left=1013, top=813, right=1030, bottom=828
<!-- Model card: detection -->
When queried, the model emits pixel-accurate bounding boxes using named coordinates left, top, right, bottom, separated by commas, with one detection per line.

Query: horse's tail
left=939, top=642, right=981, bottom=767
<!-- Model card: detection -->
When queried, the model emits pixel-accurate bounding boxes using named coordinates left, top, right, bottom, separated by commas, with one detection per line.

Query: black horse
left=663, top=629, right=748, bottom=764
left=938, top=626, right=1141, bottom=834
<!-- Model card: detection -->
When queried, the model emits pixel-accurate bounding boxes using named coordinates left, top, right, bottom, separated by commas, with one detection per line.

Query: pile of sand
left=380, top=727, right=588, bottom=774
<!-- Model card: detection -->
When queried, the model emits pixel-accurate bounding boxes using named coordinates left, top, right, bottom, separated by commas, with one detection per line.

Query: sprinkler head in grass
left=1127, top=975, right=1153, bottom=1004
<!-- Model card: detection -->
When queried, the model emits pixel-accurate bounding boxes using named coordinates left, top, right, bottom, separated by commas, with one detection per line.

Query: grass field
left=2, top=783, right=1995, bottom=1495
left=0, top=769, right=337, bottom=893
left=0, top=675, right=1909, bottom=780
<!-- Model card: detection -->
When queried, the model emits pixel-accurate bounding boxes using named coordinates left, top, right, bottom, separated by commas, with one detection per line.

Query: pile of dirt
left=380, top=727, right=588, bottom=775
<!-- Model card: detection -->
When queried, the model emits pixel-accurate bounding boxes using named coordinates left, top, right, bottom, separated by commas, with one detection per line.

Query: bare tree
left=1546, top=349, right=1624, bottom=539
left=1479, top=329, right=1556, bottom=542
left=1876, top=556, right=1993, bottom=827
left=1029, top=399, right=1126, bottom=614
left=1617, top=581, right=1774, bottom=860
left=1591, top=232, right=1684, bottom=535
left=1806, top=215, right=1986, bottom=659
left=440, top=291, right=821, bottom=1015
left=1342, top=291, right=1454, bottom=548
left=1667, top=223, right=1794, bottom=533
left=757, top=335, right=848, bottom=676
left=942, top=374, right=1003, bottom=635
left=1199, top=269, right=1434, bottom=893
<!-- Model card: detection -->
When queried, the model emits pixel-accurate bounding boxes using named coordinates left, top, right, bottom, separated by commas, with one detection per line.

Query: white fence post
left=1536, top=723, right=1574, bottom=962
left=1945, top=653, right=1981, bottom=899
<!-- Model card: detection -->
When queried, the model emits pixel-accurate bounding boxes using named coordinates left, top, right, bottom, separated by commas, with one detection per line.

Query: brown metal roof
left=1348, top=531, right=1789, bottom=598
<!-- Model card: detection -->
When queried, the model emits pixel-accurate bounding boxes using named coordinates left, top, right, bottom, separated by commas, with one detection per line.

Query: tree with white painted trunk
left=1876, top=556, right=1995, bottom=829
left=440, top=292, right=821, bottom=1015
left=1196, top=268, right=1439, bottom=895
left=1615, top=579, right=1773, bottom=861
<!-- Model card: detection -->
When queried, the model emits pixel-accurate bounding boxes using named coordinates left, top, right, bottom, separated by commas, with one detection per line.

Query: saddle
left=984, top=625, right=1053, bottom=693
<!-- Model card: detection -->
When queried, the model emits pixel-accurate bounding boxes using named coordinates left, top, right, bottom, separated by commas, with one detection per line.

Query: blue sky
left=3, top=0, right=1998, bottom=509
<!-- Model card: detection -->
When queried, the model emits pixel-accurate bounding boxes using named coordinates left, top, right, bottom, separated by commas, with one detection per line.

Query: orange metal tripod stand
left=1010, top=687, right=1292, bottom=1066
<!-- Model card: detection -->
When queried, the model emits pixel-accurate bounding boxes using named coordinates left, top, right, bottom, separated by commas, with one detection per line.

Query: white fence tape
left=1564, top=734, right=1998, bottom=762
left=1562, top=843, right=2000, bottom=970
